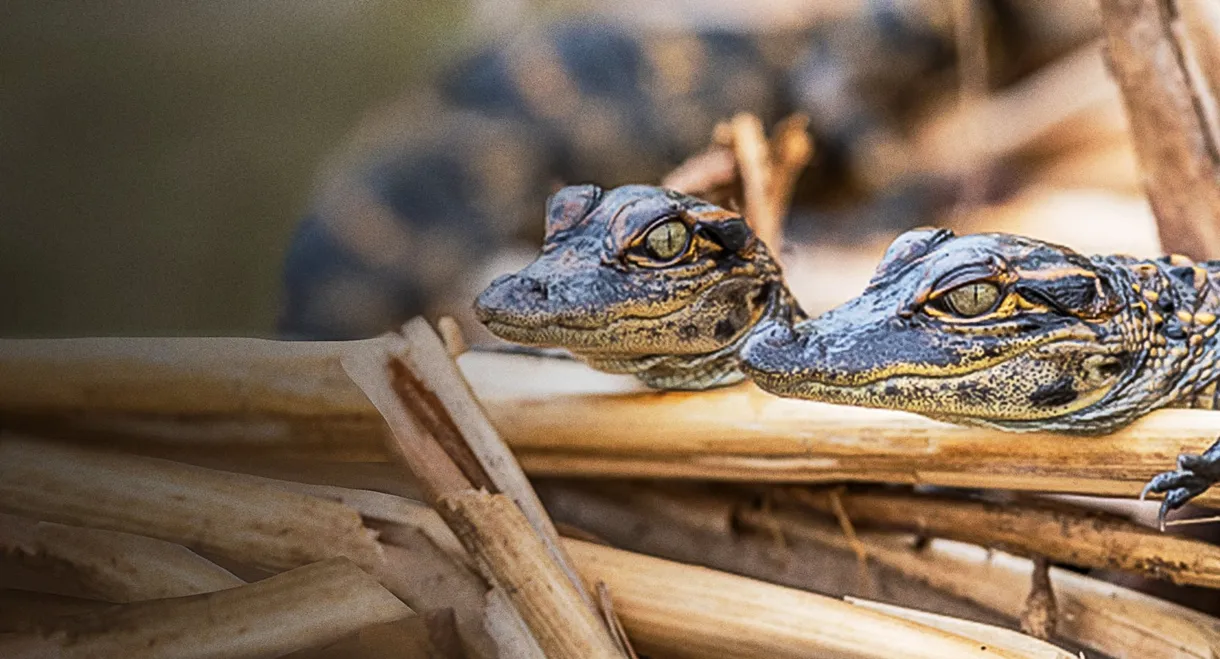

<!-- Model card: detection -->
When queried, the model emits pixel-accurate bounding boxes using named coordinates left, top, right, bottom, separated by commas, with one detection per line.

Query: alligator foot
left=1141, top=436, right=1220, bottom=530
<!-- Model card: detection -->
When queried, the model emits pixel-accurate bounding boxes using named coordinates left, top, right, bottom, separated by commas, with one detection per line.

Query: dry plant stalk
left=728, top=112, right=812, bottom=256
left=950, top=0, right=989, bottom=211
left=0, top=434, right=529, bottom=658
left=1098, top=0, right=1220, bottom=259
left=843, top=599, right=1073, bottom=659
left=784, top=488, right=1220, bottom=588
left=660, top=145, right=737, bottom=198
left=340, top=322, right=624, bottom=659
left=0, top=591, right=112, bottom=633
left=375, top=526, right=521, bottom=659
left=0, top=512, right=243, bottom=602
left=10, top=340, right=1220, bottom=506
left=436, top=316, right=469, bottom=357
left=766, top=115, right=814, bottom=228
left=913, top=42, right=1124, bottom=179
left=0, top=436, right=383, bottom=573
left=0, top=335, right=388, bottom=458
left=1018, top=557, right=1056, bottom=641
left=286, top=611, right=467, bottom=659
left=562, top=538, right=1050, bottom=659
left=540, top=481, right=1214, bottom=659
left=0, top=557, right=410, bottom=659
left=738, top=508, right=1220, bottom=659
left=391, top=319, right=577, bottom=588
left=442, top=491, right=622, bottom=659
left=660, top=111, right=811, bottom=256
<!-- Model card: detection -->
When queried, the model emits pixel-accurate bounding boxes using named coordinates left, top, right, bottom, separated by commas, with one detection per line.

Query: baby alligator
left=740, top=228, right=1220, bottom=523
left=475, top=184, right=803, bottom=390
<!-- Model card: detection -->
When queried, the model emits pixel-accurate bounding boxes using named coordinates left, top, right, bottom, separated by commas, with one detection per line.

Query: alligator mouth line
left=746, top=343, right=1046, bottom=389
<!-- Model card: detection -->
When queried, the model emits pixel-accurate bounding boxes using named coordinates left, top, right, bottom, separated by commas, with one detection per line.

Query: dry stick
left=783, top=488, right=1220, bottom=588
left=367, top=491, right=1053, bottom=659
left=10, top=339, right=1220, bottom=506
left=1181, top=0, right=1220, bottom=134
left=912, top=42, right=1124, bottom=180
left=543, top=481, right=1210, bottom=659
left=843, top=599, right=1074, bottom=659
left=738, top=508, right=1220, bottom=659
left=0, top=511, right=243, bottom=602
left=285, top=611, right=468, bottom=659
left=0, top=436, right=384, bottom=573
left=951, top=0, right=990, bottom=213
left=1098, top=0, right=1220, bottom=260
left=436, top=316, right=469, bottom=358
left=0, top=435, right=526, bottom=658
left=0, top=591, right=113, bottom=633
left=341, top=335, right=624, bottom=659
left=0, top=335, right=391, bottom=459
left=563, top=538, right=1043, bottom=659
left=442, top=491, right=623, bottom=659
left=660, top=145, right=737, bottom=197
left=1019, top=557, right=1056, bottom=641
left=730, top=113, right=784, bottom=256
left=766, top=114, right=814, bottom=231
left=0, top=557, right=411, bottom=659
left=391, top=319, right=588, bottom=606
left=375, top=525, right=530, bottom=659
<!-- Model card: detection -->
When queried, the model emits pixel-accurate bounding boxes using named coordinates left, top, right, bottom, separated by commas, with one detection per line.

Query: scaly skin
left=475, top=184, right=804, bottom=390
left=740, top=228, right=1220, bottom=524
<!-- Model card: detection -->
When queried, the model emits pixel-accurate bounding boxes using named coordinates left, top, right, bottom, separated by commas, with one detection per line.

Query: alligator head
left=741, top=228, right=1179, bottom=433
left=476, top=184, right=801, bottom=389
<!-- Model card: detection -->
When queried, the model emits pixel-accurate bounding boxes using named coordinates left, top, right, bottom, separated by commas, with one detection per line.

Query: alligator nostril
left=755, top=320, right=796, bottom=347
left=487, top=273, right=514, bottom=288
left=521, top=276, right=548, bottom=300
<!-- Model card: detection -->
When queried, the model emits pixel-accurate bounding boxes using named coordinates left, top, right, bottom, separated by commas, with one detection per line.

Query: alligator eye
left=943, top=281, right=1000, bottom=317
left=644, top=219, right=690, bottom=260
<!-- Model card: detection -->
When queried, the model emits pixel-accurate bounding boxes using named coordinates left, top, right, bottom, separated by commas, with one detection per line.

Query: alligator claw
left=1141, top=436, right=1220, bottom=531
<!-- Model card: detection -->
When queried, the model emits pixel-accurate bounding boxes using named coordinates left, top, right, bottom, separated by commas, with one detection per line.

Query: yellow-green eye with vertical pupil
left=944, top=281, right=1000, bottom=316
left=644, top=219, right=690, bottom=260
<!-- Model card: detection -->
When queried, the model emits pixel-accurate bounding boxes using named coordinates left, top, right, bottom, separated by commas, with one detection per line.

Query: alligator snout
left=474, top=273, right=549, bottom=326
left=740, top=319, right=812, bottom=379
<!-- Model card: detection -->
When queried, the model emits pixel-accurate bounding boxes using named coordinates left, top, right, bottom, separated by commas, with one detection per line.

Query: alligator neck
left=1119, top=255, right=1220, bottom=410
left=586, top=279, right=805, bottom=390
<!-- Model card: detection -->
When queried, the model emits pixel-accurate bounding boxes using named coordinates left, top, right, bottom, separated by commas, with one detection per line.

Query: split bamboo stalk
left=561, top=538, right=1053, bottom=659
left=443, top=491, right=623, bottom=659
left=0, top=557, right=411, bottom=659
left=0, top=436, right=384, bottom=573
left=340, top=327, right=625, bottom=659
left=783, top=487, right=1220, bottom=588
left=7, top=338, right=1220, bottom=506
left=375, top=526, right=521, bottom=659
left=387, top=319, right=583, bottom=601
left=738, top=508, right=1220, bottom=659
left=0, top=511, right=243, bottom=602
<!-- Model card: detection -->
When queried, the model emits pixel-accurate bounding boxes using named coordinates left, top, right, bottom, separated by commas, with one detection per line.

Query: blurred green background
left=0, top=1, right=463, bottom=337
